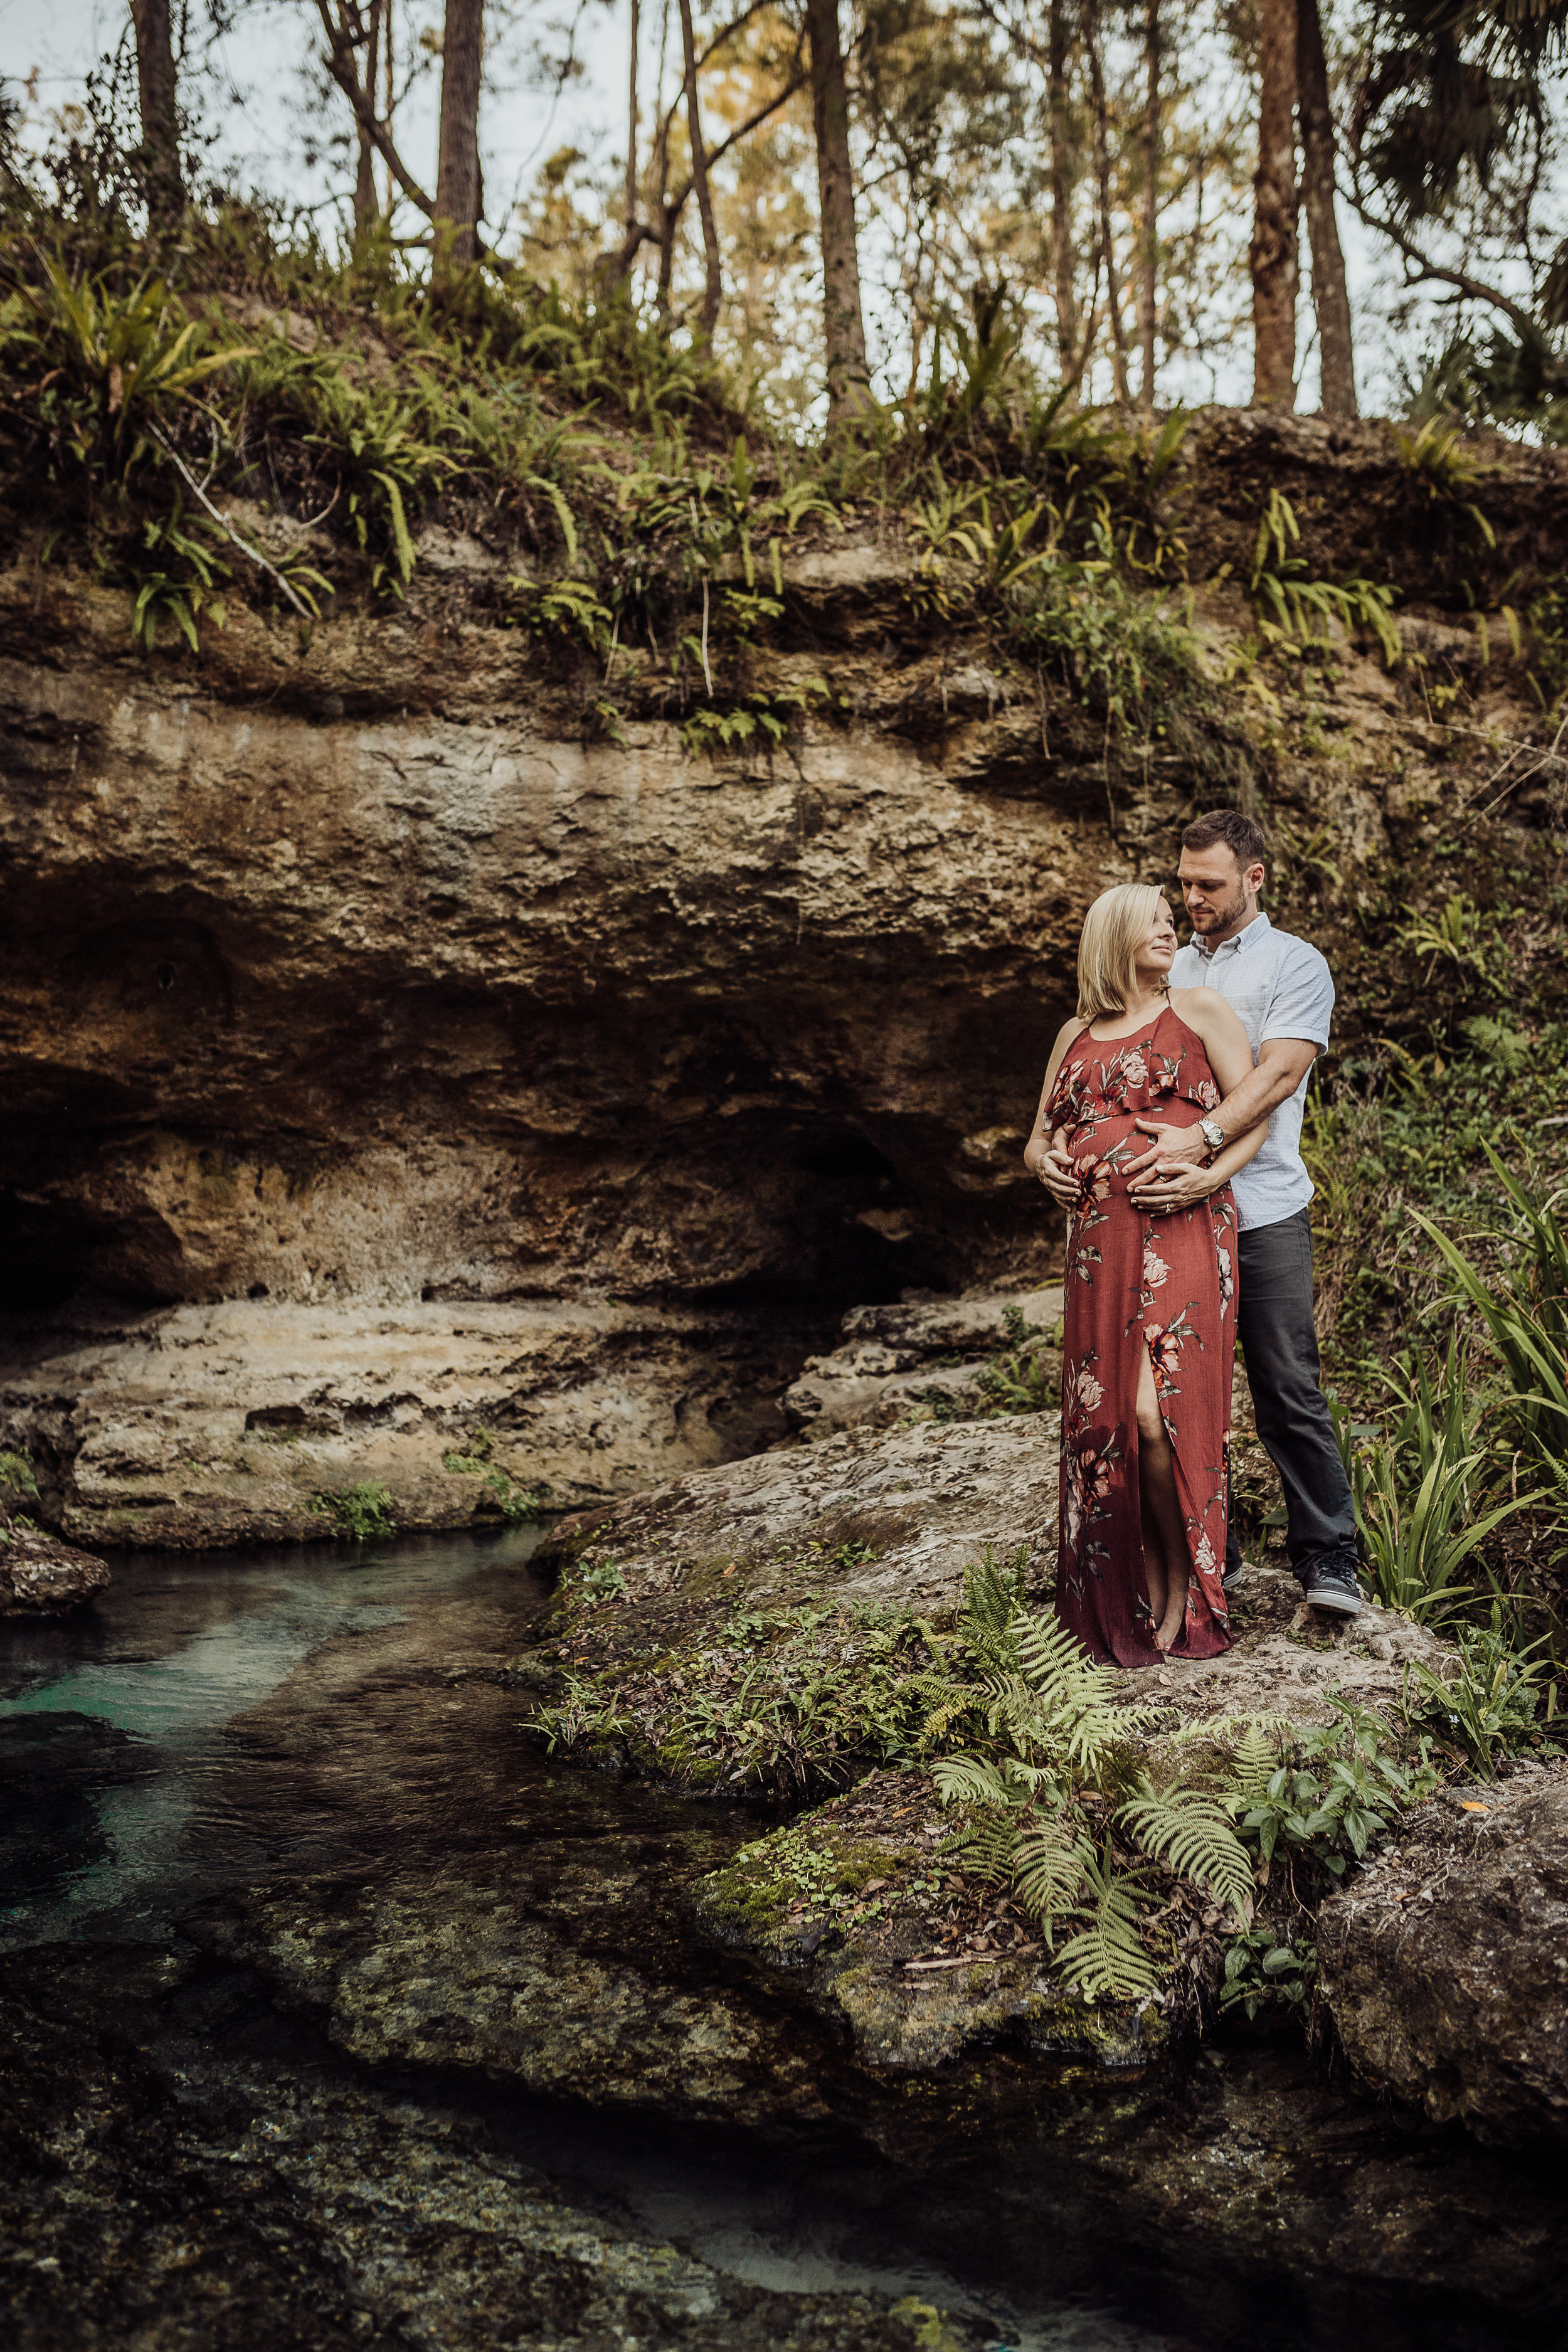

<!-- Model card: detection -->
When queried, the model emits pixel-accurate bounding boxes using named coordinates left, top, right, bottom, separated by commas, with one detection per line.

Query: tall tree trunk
left=130, top=0, right=184, bottom=224
left=805, top=0, right=869, bottom=420
left=435, top=0, right=485, bottom=269
left=1138, top=0, right=1160, bottom=406
left=1295, top=0, right=1356, bottom=415
left=677, top=0, right=723, bottom=343
left=1080, top=1, right=1130, bottom=406
left=1047, top=0, right=1078, bottom=381
left=353, top=0, right=384, bottom=236
left=1251, top=0, right=1299, bottom=408
left=625, top=0, right=641, bottom=235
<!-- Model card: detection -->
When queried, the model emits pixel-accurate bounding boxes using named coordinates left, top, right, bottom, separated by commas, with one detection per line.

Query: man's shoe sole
left=1304, top=1584, right=1362, bottom=1616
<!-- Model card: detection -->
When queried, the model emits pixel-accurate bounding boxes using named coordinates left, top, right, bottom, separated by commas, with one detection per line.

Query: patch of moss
left=676, top=1550, right=756, bottom=1599
left=696, top=1809, right=928, bottom=1949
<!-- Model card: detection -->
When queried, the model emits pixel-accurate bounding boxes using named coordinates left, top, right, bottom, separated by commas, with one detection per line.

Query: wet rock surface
left=1317, top=1763, right=1568, bottom=2146
left=0, top=1526, right=110, bottom=1610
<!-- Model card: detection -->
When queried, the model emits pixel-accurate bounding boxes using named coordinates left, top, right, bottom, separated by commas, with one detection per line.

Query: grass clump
left=534, top=1591, right=933, bottom=1798
left=311, top=1481, right=396, bottom=1542
left=442, top=1428, right=543, bottom=1523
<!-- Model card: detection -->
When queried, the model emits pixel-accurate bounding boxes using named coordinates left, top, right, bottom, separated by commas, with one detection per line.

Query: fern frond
left=1232, top=1723, right=1287, bottom=1804
left=941, top=1807, right=1018, bottom=1885
left=1052, top=1844, right=1160, bottom=2000
left=960, top=1545, right=1031, bottom=1645
left=1012, top=1609, right=1113, bottom=1698
left=1118, top=1790, right=1254, bottom=1912
left=1165, top=1709, right=1290, bottom=1749
left=1012, top=1818, right=1090, bottom=1927
left=931, top=1754, right=1015, bottom=1808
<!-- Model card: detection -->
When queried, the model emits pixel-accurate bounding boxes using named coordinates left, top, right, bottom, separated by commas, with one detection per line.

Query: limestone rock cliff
left=3, top=411, right=1564, bottom=1539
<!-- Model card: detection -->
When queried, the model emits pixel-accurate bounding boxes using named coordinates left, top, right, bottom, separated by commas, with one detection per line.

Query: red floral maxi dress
left=1045, top=1002, right=1237, bottom=1666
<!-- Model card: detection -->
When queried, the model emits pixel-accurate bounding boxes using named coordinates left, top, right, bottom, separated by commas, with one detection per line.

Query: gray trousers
left=1226, top=1207, right=1357, bottom=1577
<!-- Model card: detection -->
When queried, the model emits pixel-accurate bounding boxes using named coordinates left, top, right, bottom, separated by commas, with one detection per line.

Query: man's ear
left=1248, top=861, right=1266, bottom=897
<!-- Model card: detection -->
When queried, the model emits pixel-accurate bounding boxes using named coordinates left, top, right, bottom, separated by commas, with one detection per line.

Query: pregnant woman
left=1025, top=884, right=1267, bottom=1666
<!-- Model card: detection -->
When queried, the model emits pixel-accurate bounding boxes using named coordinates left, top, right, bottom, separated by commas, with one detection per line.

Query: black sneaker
left=1302, top=1552, right=1362, bottom=1616
left=1222, top=1559, right=1246, bottom=1597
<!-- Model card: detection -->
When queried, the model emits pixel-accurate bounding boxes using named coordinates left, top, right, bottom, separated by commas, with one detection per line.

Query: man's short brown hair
left=1182, top=808, right=1269, bottom=868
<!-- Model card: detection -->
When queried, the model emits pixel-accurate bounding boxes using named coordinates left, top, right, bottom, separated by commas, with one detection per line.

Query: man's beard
left=1189, top=888, right=1249, bottom=935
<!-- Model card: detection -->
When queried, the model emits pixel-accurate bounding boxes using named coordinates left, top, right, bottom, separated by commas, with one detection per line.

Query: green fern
left=1117, top=1786, right=1255, bottom=1915
left=960, top=1544, right=1032, bottom=1647
left=1052, top=1845, right=1161, bottom=1999
left=939, top=1805, right=1020, bottom=1884
left=1232, top=1722, right=1286, bottom=1805
left=1012, top=1816, right=1091, bottom=1930
left=931, top=1752, right=1017, bottom=1809
left=1012, top=1611, right=1157, bottom=1772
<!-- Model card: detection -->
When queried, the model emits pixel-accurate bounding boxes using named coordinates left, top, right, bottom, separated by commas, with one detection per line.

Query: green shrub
left=312, top=1481, right=396, bottom=1542
left=1219, top=1929, right=1318, bottom=2021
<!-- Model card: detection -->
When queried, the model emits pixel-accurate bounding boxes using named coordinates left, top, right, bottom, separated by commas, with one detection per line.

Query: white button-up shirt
left=1167, top=911, right=1333, bottom=1232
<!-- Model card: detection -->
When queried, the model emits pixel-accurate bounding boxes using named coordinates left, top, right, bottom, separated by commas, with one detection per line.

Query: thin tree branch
left=1349, top=187, right=1542, bottom=340
left=149, top=425, right=316, bottom=620
left=616, top=65, right=806, bottom=286
left=312, top=0, right=435, bottom=220
left=655, top=0, right=779, bottom=143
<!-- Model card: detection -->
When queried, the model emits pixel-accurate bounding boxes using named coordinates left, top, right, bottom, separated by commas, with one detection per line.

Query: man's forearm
left=1206, top=1057, right=1299, bottom=1145
left=1139, top=1046, right=1312, bottom=1170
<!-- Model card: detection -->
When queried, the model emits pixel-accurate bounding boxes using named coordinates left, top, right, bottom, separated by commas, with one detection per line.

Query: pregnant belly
left=1069, top=1105, right=1204, bottom=1197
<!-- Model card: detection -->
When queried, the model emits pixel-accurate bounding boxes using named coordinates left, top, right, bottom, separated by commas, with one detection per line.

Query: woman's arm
left=1126, top=992, right=1267, bottom=1210
left=1023, top=1019, right=1084, bottom=1187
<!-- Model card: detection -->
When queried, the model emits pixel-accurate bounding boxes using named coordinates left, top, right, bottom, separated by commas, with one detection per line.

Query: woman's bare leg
left=1135, top=1345, right=1189, bottom=1651
left=1140, top=1468, right=1168, bottom=1633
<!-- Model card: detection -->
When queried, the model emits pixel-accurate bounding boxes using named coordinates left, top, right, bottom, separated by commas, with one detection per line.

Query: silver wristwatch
left=1199, top=1118, right=1225, bottom=1158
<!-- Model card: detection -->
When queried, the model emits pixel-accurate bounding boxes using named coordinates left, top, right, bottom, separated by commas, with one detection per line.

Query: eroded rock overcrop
left=4, top=417, right=1567, bottom=1542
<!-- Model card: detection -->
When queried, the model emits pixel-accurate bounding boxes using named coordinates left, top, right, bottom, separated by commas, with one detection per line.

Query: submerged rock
left=0, top=1524, right=109, bottom=1611
left=1317, top=1762, right=1568, bottom=2146
left=0, top=1942, right=992, bottom=2352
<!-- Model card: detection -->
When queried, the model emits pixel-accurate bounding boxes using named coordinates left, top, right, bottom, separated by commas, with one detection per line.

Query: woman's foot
left=1152, top=1585, right=1188, bottom=1652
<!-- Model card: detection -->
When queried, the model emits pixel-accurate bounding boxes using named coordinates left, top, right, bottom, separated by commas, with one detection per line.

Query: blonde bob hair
left=1076, top=882, right=1168, bottom=1022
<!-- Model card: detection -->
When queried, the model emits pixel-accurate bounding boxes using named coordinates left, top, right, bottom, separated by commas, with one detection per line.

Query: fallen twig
left=149, top=423, right=317, bottom=621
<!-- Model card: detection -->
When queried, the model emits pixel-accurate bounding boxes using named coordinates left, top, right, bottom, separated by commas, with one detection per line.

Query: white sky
left=1, top=0, right=1458, bottom=416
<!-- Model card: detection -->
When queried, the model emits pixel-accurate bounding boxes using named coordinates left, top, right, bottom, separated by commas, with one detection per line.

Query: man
left=1040, top=809, right=1362, bottom=1616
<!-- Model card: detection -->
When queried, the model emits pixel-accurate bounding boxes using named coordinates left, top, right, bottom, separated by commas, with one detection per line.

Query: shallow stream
left=1, top=1532, right=1557, bottom=2351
